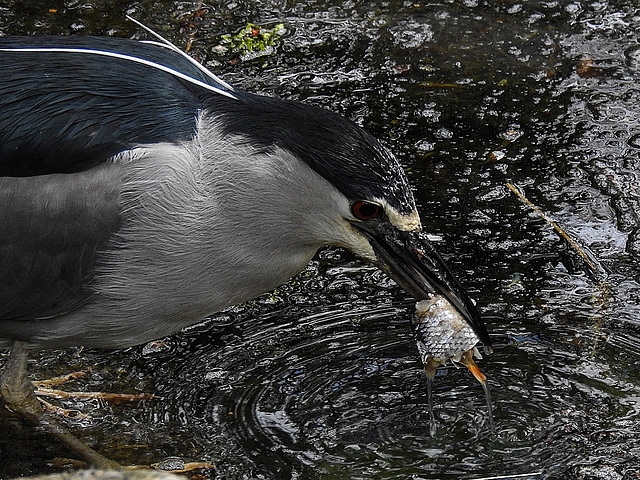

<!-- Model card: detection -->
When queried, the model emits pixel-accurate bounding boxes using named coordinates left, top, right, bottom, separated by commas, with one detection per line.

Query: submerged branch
left=506, top=182, right=612, bottom=356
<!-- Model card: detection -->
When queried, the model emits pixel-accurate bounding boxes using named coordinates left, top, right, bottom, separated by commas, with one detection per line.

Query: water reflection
left=1, top=0, right=640, bottom=479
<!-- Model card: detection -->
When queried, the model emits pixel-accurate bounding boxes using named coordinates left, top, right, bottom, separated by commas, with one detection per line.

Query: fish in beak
left=412, top=296, right=495, bottom=435
left=355, top=221, right=492, bottom=350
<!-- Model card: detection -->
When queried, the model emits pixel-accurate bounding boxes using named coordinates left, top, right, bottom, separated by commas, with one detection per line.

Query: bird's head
left=209, top=92, right=491, bottom=348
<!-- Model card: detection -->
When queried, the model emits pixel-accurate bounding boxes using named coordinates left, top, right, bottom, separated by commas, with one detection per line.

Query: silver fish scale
left=412, top=296, right=479, bottom=363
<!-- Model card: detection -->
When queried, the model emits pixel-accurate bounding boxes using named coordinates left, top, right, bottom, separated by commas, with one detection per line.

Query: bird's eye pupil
left=352, top=201, right=381, bottom=220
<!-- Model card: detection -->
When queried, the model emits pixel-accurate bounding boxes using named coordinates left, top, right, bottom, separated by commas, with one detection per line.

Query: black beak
left=357, top=223, right=492, bottom=349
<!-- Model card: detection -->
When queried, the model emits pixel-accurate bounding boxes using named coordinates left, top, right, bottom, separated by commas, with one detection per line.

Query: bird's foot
left=30, top=373, right=154, bottom=468
left=1, top=342, right=123, bottom=469
left=38, top=397, right=89, bottom=420
left=36, top=385, right=155, bottom=403
left=32, top=369, right=156, bottom=404
left=0, top=379, right=122, bottom=468
left=33, top=370, right=88, bottom=388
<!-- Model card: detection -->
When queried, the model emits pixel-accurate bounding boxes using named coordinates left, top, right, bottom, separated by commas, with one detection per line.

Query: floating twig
left=506, top=182, right=607, bottom=280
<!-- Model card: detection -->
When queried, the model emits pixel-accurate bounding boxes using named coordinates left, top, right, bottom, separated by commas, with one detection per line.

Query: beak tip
left=362, top=224, right=492, bottom=348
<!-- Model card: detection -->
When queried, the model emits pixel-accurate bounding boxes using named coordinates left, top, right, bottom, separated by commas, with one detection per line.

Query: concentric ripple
left=129, top=288, right=640, bottom=479
left=142, top=303, right=496, bottom=478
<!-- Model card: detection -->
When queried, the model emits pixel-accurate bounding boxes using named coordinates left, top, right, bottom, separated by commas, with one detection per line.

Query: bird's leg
left=1, top=340, right=42, bottom=423
left=1, top=341, right=121, bottom=469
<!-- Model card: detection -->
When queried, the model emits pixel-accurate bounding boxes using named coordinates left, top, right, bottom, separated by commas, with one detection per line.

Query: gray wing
left=0, top=164, right=122, bottom=320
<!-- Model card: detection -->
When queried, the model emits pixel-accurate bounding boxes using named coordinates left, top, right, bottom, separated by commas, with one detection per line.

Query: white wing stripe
left=125, top=14, right=236, bottom=93
left=0, top=46, right=238, bottom=101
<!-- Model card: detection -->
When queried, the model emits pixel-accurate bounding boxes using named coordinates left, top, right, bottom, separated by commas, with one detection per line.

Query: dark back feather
left=0, top=36, right=233, bottom=176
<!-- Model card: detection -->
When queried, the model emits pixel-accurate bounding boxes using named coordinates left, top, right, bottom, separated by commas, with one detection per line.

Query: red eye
left=351, top=201, right=382, bottom=220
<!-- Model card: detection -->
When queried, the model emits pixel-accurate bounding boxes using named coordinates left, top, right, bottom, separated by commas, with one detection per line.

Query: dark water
left=1, top=0, right=640, bottom=479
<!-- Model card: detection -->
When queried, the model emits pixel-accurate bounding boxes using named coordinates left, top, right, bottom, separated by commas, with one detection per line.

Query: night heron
left=0, top=24, right=491, bottom=466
